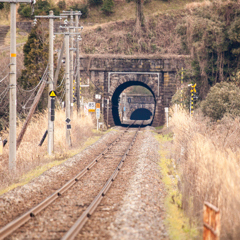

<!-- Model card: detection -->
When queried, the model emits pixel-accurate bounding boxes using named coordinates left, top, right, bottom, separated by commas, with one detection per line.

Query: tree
left=135, top=0, right=144, bottom=32
left=101, top=0, right=114, bottom=15
left=18, top=0, right=60, bottom=19
left=201, top=82, right=240, bottom=121
left=18, top=22, right=49, bottom=109
left=177, top=0, right=240, bottom=99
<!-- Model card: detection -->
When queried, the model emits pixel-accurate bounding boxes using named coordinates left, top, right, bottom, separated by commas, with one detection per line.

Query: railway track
left=0, top=121, right=144, bottom=240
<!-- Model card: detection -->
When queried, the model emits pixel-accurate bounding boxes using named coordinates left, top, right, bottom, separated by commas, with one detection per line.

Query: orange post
left=203, top=201, right=221, bottom=240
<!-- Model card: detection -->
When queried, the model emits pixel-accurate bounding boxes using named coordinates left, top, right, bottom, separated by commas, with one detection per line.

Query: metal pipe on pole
left=9, top=2, right=17, bottom=172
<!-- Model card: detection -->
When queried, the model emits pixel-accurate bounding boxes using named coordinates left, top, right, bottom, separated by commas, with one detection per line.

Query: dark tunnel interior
left=130, top=108, right=152, bottom=120
left=111, top=81, right=156, bottom=126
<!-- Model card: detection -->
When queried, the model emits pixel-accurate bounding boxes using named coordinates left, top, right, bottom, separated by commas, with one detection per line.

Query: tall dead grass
left=0, top=109, right=94, bottom=191
left=171, top=109, right=240, bottom=239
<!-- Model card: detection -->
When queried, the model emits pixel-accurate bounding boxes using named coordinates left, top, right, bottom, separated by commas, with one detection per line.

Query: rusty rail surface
left=62, top=121, right=143, bottom=240
left=0, top=121, right=137, bottom=240
left=203, top=201, right=221, bottom=240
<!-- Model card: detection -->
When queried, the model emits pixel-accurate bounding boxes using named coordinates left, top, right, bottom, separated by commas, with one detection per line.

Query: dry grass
left=171, top=109, right=240, bottom=239
left=81, top=10, right=186, bottom=55
left=0, top=109, right=95, bottom=191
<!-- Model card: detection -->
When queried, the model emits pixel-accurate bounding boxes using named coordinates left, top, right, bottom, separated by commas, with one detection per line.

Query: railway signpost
left=96, top=104, right=100, bottom=131
left=88, top=102, right=95, bottom=112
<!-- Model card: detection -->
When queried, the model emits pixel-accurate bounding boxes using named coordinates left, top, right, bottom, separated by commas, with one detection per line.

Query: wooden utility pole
left=16, top=68, right=48, bottom=150
left=54, top=40, right=65, bottom=88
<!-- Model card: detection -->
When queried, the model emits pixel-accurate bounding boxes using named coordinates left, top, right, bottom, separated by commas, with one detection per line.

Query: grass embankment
left=0, top=109, right=108, bottom=195
left=155, top=131, right=199, bottom=239
left=83, top=0, right=193, bottom=24
left=171, top=109, right=240, bottom=239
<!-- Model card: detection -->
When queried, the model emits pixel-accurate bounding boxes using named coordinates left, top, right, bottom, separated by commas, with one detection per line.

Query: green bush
left=69, top=3, right=88, bottom=18
left=201, top=82, right=240, bottom=121
left=0, top=3, right=4, bottom=10
left=101, top=0, right=114, bottom=15
left=18, top=0, right=60, bottom=18
left=88, top=0, right=102, bottom=6
left=57, top=0, right=66, bottom=10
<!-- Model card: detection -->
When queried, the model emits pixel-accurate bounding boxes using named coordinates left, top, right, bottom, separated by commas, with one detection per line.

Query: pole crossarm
left=60, top=11, right=82, bottom=16
left=0, top=0, right=33, bottom=2
left=60, top=26, right=83, bottom=29
left=35, top=15, right=67, bottom=19
left=54, top=32, right=80, bottom=35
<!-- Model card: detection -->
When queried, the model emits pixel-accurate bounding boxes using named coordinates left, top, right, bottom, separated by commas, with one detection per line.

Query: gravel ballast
left=1, top=127, right=168, bottom=239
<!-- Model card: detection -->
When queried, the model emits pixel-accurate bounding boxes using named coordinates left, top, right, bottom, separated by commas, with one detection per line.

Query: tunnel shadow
left=130, top=108, right=152, bottom=120
left=111, top=81, right=156, bottom=127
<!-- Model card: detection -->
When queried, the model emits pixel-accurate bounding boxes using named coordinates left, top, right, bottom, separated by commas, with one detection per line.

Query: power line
left=56, top=75, right=65, bottom=89
left=19, top=78, right=43, bottom=92
left=0, top=87, right=9, bottom=103
left=0, top=63, right=10, bottom=76
left=0, top=73, right=9, bottom=83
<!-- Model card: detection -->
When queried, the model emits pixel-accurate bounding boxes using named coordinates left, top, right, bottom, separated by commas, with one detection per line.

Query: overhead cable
left=0, top=73, right=9, bottom=84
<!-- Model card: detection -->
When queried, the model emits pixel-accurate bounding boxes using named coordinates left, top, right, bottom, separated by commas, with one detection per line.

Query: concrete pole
left=70, top=9, right=74, bottom=117
left=48, top=10, right=54, bottom=155
left=65, top=32, right=71, bottom=146
left=107, top=99, right=109, bottom=128
left=9, top=3, right=17, bottom=172
left=75, top=14, right=80, bottom=114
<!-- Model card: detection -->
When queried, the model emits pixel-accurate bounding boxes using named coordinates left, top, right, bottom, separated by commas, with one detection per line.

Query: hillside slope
left=80, top=10, right=187, bottom=55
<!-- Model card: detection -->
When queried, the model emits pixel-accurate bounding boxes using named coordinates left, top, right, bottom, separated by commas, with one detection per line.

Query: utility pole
left=60, top=11, right=82, bottom=117
left=75, top=13, right=81, bottom=114
left=0, top=0, right=34, bottom=172
left=35, top=12, right=66, bottom=155
left=9, top=2, right=17, bottom=171
left=70, top=9, right=74, bottom=117
left=65, top=30, right=71, bottom=146
left=56, top=15, right=82, bottom=146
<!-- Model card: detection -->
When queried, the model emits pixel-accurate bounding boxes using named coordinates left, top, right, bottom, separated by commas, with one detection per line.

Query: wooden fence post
left=203, top=201, right=221, bottom=240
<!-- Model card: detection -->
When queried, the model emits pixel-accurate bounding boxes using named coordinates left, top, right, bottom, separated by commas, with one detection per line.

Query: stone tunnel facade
left=79, top=54, right=187, bottom=127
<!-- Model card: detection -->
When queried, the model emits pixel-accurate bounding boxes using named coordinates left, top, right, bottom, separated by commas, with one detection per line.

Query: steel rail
left=0, top=121, right=136, bottom=240
left=62, top=121, right=144, bottom=240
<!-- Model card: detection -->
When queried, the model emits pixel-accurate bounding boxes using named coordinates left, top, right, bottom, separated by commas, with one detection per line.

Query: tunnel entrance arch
left=111, top=81, right=156, bottom=125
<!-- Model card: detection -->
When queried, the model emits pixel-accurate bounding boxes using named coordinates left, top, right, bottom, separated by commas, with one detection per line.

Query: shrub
left=201, top=82, right=240, bottom=121
left=101, top=0, right=114, bottom=15
left=57, top=0, right=66, bottom=10
left=18, top=0, right=60, bottom=19
left=88, top=0, right=102, bottom=6
left=69, top=3, right=89, bottom=18
left=0, top=3, right=4, bottom=10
